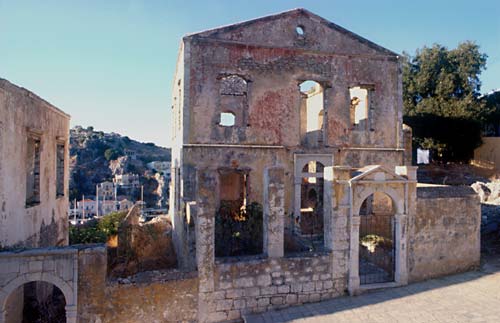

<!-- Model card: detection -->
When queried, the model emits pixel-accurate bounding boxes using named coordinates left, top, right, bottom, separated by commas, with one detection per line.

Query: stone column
left=348, top=215, right=360, bottom=295
left=394, top=213, right=408, bottom=285
left=65, top=304, right=77, bottom=323
left=293, top=178, right=301, bottom=234
left=323, top=167, right=334, bottom=251
left=263, top=167, right=285, bottom=258
left=195, top=169, right=217, bottom=323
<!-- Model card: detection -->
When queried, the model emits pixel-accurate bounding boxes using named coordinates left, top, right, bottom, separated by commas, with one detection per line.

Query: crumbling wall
left=409, top=185, right=481, bottom=282
left=110, top=206, right=177, bottom=276
left=77, top=245, right=198, bottom=323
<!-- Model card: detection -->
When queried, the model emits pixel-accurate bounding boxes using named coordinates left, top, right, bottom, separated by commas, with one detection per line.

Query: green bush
left=69, top=211, right=127, bottom=244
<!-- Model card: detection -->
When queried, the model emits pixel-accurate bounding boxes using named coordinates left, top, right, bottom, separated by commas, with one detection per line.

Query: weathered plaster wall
left=409, top=185, right=481, bottom=282
left=185, top=38, right=401, bottom=149
left=77, top=246, right=198, bottom=323
left=0, top=79, right=70, bottom=248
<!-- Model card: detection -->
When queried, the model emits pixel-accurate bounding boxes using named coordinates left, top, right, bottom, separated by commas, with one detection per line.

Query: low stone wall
left=409, top=185, right=481, bottom=282
left=77, top=245, right=198, bottom=323
left=202, top=253, right=347, bottom=322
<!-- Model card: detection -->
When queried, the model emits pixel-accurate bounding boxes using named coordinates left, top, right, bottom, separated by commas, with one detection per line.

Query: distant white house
left=114, top=174, right=140, bottom=188
left=76, top=199, right=96, bottom=218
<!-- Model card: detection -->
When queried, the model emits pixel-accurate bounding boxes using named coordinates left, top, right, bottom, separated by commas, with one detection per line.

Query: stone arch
left=0, top=272, right=75, bottom=322
left=353, top=185, right=404, bottom=217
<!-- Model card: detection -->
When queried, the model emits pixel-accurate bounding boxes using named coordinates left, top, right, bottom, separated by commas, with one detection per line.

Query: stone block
left=303, top=282, right=315, bottom=292
left=309, top=293, right=321, bottom=302
left=42, top=260, right=55, bottom=272
left=245, top=287, right=260, bottom=297
left=323, top=280, right=333, bottom=289
left=28, top=261, right=43, bottom=272
left=260, top=286, right=276, bottom=295
left=256, top=274, right=271, bottom=286
left=271, top=296, right=284, bottom=305
left=233, top=299, right=246, bottom=309
left=226, top=289, right=244, bottom=298
left=277, top=285, right=290, bottom=294
left=234, top=277, right=254, bottom=288
left=212, top=291, right=226, bottom=300
left=291, top=283, right=302, bottom=293
left=257, top=297, right=270, bottom=307
left=285, top=294, right=298, bottom=304
left=227, top=310, right=241, bottom=320
left=219, top=281, right=232, bottom=290
left=246, top=298, right=258, bottom=308
left=216, top=299, right=233, bottom=311
left=208, top=311, right=227, bottom=323
left=272, top=278, right=283, bottom=285
left=0, top=261, right=19, bottom=274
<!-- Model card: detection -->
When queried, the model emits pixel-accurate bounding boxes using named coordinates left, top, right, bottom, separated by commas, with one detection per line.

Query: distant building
left=118, top=199, right=134, bottom=211
left=97, top=181, right=115, bottom=200
left=0, top=78, right=70, bottom=248
left=100, top=200, right=116, bottom=215
left=114, top=174, right=140, bottom=188
left=147, top=161, right=171, bottom=175
left=76, top=199, right=96, bottom=218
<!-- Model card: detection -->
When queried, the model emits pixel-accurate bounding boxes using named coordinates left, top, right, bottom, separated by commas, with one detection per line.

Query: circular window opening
left=296, top=25, right=305, bottom=36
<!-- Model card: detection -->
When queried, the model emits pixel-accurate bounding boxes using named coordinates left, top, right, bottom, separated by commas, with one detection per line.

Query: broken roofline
left=183, top=8, right=399, bottom=57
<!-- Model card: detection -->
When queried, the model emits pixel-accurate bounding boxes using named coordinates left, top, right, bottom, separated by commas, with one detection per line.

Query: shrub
left=69, top=211, right=127, bottom=244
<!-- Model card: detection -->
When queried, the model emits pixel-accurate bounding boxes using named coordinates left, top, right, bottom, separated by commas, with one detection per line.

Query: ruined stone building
left=167, top=9, right=480, bottom=322
left=0, top=9, right=480, bottom=323
left=0, top=78, right=70, bottom=249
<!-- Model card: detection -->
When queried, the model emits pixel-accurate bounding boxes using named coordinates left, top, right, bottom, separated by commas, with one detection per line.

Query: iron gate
left=359, top=214, right=395, bottom=284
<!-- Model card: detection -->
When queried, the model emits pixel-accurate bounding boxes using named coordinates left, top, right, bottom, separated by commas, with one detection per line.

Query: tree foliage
left=69, top=211, right=128, bottom=244
left=402, top=42, right=488, bottom=162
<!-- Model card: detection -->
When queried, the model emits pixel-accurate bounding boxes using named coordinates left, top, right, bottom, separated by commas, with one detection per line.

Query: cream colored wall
left=0, top=80, right=70, bottom=248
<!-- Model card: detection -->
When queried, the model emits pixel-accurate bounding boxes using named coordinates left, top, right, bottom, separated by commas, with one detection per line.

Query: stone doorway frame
left=346, top=165, right=415, bottom=295
left=293, top=154, right=333, bottom=249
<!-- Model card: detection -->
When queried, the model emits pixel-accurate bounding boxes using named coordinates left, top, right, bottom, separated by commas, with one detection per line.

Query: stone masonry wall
left=409, top=185, right=481, bottom=282
left=205, top=254, right=346, bottom=322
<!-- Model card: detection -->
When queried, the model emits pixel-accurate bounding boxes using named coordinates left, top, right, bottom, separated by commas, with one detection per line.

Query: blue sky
left=1, top=0, right=498, bottom=147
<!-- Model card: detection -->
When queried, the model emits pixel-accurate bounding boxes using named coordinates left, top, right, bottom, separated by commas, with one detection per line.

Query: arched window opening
left=349, top=86, right=369, bottom=128
left=4, top=281, right=66, bottom=323
left=219, top=112, right=235, bottom=127
left=359, top=192, right=395, bottom=285
left=300, top=81, right=324, bottom=146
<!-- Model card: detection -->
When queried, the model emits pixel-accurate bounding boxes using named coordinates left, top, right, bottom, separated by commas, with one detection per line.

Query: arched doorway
left=3, top=281, right=67, bottom=323
left=358, top=192, right=395, bottom=284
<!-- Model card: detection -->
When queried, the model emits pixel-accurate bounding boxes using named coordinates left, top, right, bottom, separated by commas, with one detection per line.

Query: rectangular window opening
left=26, top=136, right=41, bottom=207
left=350, top=86, right=369, bottom=129
left=56, top=143, right=65, bottom=197
left=215, top=170, right=262, bottom=258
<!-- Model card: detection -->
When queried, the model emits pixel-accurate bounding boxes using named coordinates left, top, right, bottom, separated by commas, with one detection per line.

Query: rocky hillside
left=69, top=126, right=171, bottom=207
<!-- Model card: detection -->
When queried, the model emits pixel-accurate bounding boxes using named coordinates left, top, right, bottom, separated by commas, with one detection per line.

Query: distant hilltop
left=69, top=125, right=171, bottom=207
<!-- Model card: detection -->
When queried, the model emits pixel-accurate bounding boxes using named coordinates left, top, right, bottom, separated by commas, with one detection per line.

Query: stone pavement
left=244, top=258, right=500, bottom=323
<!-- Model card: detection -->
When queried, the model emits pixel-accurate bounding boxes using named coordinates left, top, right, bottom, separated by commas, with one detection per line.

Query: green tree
left=104, top=148, right=122, bottom=161
left=402, top=42, right=488, bottom=162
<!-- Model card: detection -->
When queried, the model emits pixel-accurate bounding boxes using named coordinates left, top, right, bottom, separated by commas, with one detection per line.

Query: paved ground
left=245, top=257, right=500, bottom=323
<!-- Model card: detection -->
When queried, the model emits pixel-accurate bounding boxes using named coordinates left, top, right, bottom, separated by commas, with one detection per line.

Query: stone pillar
left=348, top=215, right=360, bottom=295
left=394, top=213, right=408, bottom=285
left=65, top=304, right=77, bottom=323
left=195, top=169, right=217, bottom=323
left=293, top=178, right=301, bottom=234
left=263, top=167, right=285, bottom=258
left=323, top=167, right=334, bottom=251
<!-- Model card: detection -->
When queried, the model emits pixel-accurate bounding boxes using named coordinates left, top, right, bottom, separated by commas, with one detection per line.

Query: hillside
left=69, top=126, right=171, bottom=207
